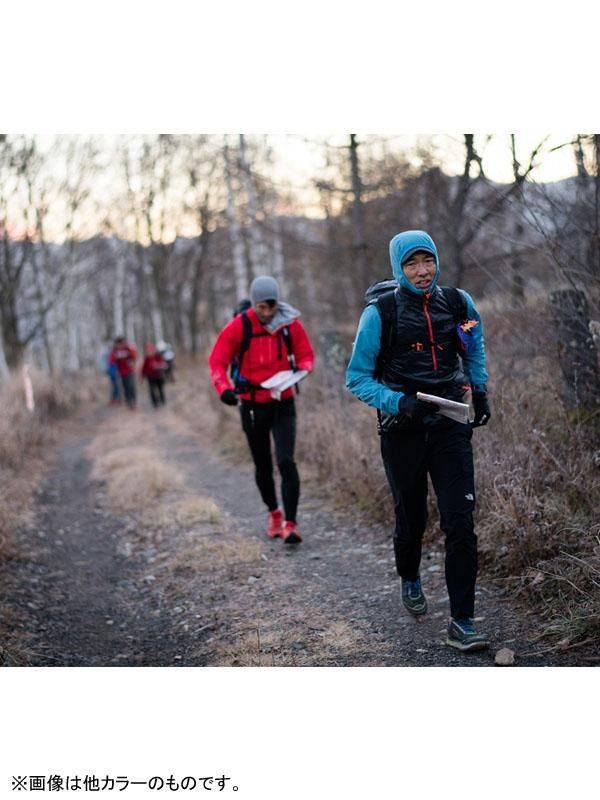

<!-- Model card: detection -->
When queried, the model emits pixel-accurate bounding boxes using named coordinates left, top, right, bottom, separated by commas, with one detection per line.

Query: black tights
left=148, top=378, right=166, bottom=407
left=240, top=398, right=300, bottom=522
left=381, top=421, right=478, bottom=620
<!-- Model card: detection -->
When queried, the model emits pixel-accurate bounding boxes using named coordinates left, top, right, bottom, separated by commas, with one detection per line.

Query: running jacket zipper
left=422, top=296, right=438, bottom=371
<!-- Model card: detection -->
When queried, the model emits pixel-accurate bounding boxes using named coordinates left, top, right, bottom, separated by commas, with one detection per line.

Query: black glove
left=220, top=389, right=239, bottom=406
left=398, top=394, right=439, bottom=419
left=472, top=391, right=491, bottom=427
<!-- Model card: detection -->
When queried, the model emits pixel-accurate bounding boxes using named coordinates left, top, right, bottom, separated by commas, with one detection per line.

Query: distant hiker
left=209, top=276, right=315, bottom=544
left=98, top=341, right=120, bottom=404
left=157, top=340, right=176, bottom=383
left=109, top=336, right=137, bottom=409
left=141, top=342, right=167, bottom=408
left=346, top=230, right=491, bottom=652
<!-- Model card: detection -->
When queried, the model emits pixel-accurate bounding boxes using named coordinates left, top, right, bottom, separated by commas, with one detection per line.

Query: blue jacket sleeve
left=345, top=304, right=404, bottom=414
left=459, top=289, right=488, bottom=392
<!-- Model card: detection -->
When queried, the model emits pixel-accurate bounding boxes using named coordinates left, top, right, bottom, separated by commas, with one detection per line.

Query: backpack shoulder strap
left=373, top=289, right=397, bottom=377
left=280, top=325, right=293, bottom=356
left=279, top=324, right=300, bottom=394
left=237, top=311, right=253, bottom=372
left=440, top=286, right=468, bottom=323
left=239, top=312, right=252, bottom=353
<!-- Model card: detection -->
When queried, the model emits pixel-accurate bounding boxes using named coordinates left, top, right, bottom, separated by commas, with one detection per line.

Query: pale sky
left=9, top=134, right=582, bottom=241
left=268, top=132, right=578, bottom=189
left=264, top=133, right=580, bottom=219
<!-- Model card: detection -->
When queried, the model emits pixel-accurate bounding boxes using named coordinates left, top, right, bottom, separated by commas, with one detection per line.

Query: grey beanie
left=250, top=275, right=279, bottom=305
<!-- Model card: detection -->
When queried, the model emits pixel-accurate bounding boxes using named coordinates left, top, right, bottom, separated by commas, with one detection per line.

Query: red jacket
left=142, top=354, right=167, bottom=381
left=209, top=309, right=314, bottom=403
left=109, top=344, right=137, bottom=377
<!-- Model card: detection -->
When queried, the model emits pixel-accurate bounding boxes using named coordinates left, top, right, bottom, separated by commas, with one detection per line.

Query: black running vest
left=380, top=286, right=469, bottom=401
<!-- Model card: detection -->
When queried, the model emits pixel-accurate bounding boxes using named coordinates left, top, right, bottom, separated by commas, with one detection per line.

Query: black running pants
left=380, top=421, right=478, bottom=620
left=240, top=398, right=300, bottom=522
left=148, top=378, right=166, bottom=407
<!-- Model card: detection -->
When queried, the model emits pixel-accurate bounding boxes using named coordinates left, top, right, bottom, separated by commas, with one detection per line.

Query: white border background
left=2, top=1, right=598, bottom=797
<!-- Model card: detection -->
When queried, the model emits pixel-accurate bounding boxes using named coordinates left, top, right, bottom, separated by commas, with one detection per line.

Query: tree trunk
left=549, top=288, right=600, bottom=410
left=0, top=327, right=10, bottom=379
left=224, top=141, right=250, bottom=301
left=1, top=290, right=25, bottom=369
left=29, top=241, right=55, bottom=375
left=510, top=223, right=525, bottom=306
left=113, top=253, right=126, bottom=337
left=272, top=216, right=287, bottom=295
left=239, top=134, right=271, bottom=278
left=591, top=134, right=600, bottom=281
left=349, top=134, right=369, bottom=288
left=189, top=220, right=211, bottom=355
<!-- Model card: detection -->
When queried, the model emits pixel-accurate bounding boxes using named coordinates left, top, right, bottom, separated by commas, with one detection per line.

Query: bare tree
left=349, top=134, right=369, bottom=289
left=184, top=136, right=223, bottom=352
left=224, top=138, right=250, bottom=301
left=0, top=137, right=69, bottom=369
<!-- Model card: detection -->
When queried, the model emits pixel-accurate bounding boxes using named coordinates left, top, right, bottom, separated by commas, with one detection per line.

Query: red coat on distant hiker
left=109, top=336, right=138, bottom=409
left=109, top=340, right=137, bottom=377
left=141, top=349, right=167, bottom=381
left=141, top=342, right=167, bottom=409
left=208, top=276, right=315, bottom=545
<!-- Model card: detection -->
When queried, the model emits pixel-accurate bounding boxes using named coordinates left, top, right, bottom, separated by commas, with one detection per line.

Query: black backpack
left=365, top=280, right=468, bottom=377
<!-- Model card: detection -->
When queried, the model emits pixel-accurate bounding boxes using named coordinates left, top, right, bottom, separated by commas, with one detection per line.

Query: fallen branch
left=520, top=637, right=596, bottom=658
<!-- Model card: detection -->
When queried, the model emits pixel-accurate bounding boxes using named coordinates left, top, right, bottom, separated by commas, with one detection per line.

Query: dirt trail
left=1, top=396, right=575, bottom=667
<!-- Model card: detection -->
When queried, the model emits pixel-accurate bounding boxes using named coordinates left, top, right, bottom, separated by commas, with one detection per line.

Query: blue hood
left=389, top=230, right=440, bottom=296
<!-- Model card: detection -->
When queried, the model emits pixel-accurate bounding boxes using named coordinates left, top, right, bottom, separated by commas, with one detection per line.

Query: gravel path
left=0, top=404, right=579, bottom=667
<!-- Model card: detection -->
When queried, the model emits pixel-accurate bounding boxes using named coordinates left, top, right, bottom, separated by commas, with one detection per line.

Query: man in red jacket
left=109, top=336, right=138, bottom=409
left=209, top=276, right=314, bottom=544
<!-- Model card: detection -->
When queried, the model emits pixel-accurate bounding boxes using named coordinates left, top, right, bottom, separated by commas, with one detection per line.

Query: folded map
left=416, top=391, right=470, bottom=425
left=261, top=369, right=308, bottom=399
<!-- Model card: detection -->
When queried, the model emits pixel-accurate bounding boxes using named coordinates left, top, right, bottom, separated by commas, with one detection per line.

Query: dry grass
left=296, top=384, right=390, bottom=518
left=90, top=446, right=184, bottom=513
left=213, top=616, right=368, bottom=667
left=166, top=531, right=262, bottom=573
left=139, top=496, right=224, bottom=530
left=85, top=407, right=241, bottom=574
left=0, top=369, right=89, bottom=473
left=176, top=496, right=223, bottom=526
left=168, top=357, right=249, bottom=462
left=87, top=411, right=185, bottom=513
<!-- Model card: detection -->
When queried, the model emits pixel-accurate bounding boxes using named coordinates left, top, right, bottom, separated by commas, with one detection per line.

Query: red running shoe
left=282, top=520, right=302, bottom=544
left=267, top=509, right=283, bottom=538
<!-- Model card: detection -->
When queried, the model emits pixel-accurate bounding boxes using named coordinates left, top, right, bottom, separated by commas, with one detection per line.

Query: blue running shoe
left=401, top=577, right=427, bottom=616
left=446, top=618, right=489, bottom=652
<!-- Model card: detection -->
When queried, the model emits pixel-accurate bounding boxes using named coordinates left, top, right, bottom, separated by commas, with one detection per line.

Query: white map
left=417, top=391, right=470, bottom=424
left=260, top=369, right=308, bottom=400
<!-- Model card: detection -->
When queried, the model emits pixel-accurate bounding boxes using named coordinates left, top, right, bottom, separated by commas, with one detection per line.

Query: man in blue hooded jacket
left=346, top=230, right=491, bottom=652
